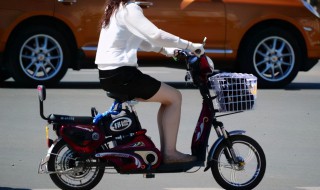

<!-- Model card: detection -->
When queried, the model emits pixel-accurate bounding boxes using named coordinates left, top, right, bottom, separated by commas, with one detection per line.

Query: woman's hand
left=160, top=47, right=180, bottom=57
left=187, top=42, right=205, bottom=56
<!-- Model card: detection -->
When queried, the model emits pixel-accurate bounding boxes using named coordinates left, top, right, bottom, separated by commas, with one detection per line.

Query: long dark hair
left=100, top=0, right=130, bottom=28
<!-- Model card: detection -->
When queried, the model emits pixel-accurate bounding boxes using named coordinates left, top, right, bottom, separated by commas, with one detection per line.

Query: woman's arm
left=123, top=3, right=187, bottom=48
left=139, top=40, right=178, bottom=57
left=124, top=3, right=203, bottom=53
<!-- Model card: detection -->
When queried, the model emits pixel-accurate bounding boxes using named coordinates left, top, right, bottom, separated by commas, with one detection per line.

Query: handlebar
left=174, top=37, right=213, bottom=87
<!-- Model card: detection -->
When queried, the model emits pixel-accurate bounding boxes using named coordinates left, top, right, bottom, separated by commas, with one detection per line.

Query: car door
left=54, top=0, right=105, bottom=57
left=143, top=0, right=226, bottom=59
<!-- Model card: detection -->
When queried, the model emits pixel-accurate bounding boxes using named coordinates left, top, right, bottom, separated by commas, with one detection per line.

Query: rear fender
left=38, top=138, right=62, bottom=174
left=204, top=130, right=245, bottom=172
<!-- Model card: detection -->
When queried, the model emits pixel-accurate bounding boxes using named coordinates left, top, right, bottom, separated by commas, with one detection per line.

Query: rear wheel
left=211, top=135, right=266, bottom=190
left=48, top=140, right=105, bottom=190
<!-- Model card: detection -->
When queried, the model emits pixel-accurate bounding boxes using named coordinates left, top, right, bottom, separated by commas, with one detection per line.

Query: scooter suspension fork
left=214, top=120, right=239, bottom=164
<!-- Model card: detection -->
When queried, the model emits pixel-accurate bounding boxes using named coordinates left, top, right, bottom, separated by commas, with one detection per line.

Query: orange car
left=1, top=0, right=320, bottom=87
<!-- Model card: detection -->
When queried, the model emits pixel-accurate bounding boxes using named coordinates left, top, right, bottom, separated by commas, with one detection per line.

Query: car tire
left=0, top=71, right=10, bottom=82
left=6, top=25, right=70, bottom=86
left=239, top=27, right=301, bottom=88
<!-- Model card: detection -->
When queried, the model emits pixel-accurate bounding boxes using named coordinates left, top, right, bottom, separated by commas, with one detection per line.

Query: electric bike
left=38, top=47, right=266, bottom=190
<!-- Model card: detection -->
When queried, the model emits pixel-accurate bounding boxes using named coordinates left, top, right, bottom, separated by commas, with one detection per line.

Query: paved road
left=1, top=63, right=320, bottom=190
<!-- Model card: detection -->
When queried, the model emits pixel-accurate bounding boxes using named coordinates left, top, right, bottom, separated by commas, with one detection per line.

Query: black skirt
left=99, top=66, right=161, bottom=100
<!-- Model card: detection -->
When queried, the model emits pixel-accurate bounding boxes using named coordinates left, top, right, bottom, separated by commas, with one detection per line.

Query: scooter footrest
left=157, top=161, right=204, bottom=172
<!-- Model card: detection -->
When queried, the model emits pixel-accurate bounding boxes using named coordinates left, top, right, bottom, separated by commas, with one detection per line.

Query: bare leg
left=140, top=82, right=196, bottom=163
left=157, top=104, right=165, bottom=150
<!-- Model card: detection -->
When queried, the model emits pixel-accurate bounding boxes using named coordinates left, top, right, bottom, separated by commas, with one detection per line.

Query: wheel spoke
left=48, top=55, right=61, bottom=60
left=230, top=168, right=238, bottom=185
left=41, top=65, right=49, bottom=77
left=21, top=55, right=35, bottom=61
left=24, top=60, right=37, bottom=70
left=260, top=64, right=272, bottom=75
left=280, top=53, right=293, bottom=58
left=275, top=62, right=284, bottom=76
left=46, top=46, right=58, bottom=54
left=243, top=147, right=255, bottom=163
left=42, top=36, right=48, bottom=49
left=256, top=50, right=267, bottom=57
left=32, top=65, right=41, bottom=77
left=256, top=59, right=268, bottom=67
left=271, top=38, right=277, bottom=51
left=278, top=41, right=286, bottom=52
left=35, top=36, right=40, bottom=49
left=261, top=42, right=271, bottom=52
left=44, top=59, right=57, bottom=71
left=24, top=45, right=36, bottom=53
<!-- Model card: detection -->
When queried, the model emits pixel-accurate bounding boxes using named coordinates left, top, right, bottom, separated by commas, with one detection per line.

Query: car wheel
left=6, top=26, right=70, bottom=86
left=239, top=27, right=301, bottom=88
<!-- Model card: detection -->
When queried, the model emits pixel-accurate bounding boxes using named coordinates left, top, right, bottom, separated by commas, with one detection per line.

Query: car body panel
left=1, top=0, right=320, bottom=86
left=144, top=0, right=227, bottom=60
left=224, top=0, right=320, bottom=59
left=0, top=0, right=54, bottom=52
left=53, top=0, right=104, bottom=57
left=1, top=0, right=320, bottom=61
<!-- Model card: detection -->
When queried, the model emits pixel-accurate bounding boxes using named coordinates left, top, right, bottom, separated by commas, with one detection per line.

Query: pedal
left=143, top=173, right=155, bottom=178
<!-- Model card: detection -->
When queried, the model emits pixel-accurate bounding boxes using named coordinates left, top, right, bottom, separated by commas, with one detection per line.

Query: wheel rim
left=54, top=144, right=101, bottom=188
left=253, top=36, right=295, bottom=82
left=19, top=34, right=63, bottom=81
left=217, top=140, right=263, bottom=187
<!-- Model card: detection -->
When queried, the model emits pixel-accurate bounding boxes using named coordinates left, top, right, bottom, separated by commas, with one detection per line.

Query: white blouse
left=95, top=2, right=189, bottom=70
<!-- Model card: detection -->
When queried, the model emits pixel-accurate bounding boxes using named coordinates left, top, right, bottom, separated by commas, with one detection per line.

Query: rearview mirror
left=37, top=85, right=46, bottom=101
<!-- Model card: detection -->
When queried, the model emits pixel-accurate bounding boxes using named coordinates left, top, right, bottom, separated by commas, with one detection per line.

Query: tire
left=211, top=135, right=266, bottom=190
left=6, top=26, right=70, bottom=86
left=0, top=71, right=10, bottom=82
left=239, top=27, right=302, bottom=88
left=48, top=140, right=105, bottom=190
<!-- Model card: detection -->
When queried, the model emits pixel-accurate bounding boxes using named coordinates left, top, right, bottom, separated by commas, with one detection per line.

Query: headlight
left=302, top=0, right=320, bottom=18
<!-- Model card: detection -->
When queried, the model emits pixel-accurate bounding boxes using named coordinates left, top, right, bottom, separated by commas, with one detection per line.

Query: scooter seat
left=48, top=114, right=93, bottom=124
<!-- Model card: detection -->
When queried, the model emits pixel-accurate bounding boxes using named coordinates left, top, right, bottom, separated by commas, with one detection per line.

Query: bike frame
left=191, top=82, right=214, bottom=162
left=185, top=53, right=246, bottom=170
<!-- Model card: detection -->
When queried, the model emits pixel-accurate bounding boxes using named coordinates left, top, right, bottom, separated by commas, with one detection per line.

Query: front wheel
left=211, top=135, right=266, bottom=190
left=48, top=139, right=105, bottom=190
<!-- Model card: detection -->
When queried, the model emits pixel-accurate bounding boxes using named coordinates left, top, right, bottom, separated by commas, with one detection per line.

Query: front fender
left=204, top=130, right=245, bottom=172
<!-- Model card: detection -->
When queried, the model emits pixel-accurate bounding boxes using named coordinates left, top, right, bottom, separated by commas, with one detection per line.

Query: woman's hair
left=100, top=0, right=130, bottom=28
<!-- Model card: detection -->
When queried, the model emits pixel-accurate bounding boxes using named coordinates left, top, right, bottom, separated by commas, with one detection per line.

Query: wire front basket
left=209, top=73, right=257, bottom=112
